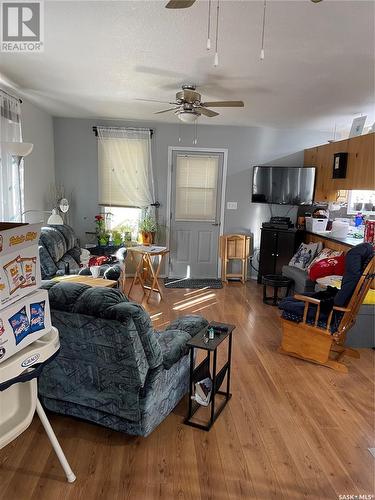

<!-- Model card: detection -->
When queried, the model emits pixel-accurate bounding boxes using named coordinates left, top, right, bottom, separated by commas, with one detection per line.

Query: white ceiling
left=1, top=0, right=374, bottom=131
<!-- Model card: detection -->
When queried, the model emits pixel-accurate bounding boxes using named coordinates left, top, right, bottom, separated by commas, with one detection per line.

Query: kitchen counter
left=305, top=230, right=364, bottom=248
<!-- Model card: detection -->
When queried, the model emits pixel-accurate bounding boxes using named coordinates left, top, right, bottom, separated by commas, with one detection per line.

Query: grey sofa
left=38, top=224, right=121, bottom=281
left=281, top=265, right=316, bottom=294
left=38, top=281, right=208, bottom=436
left=282, top=241, right=323, bottom=294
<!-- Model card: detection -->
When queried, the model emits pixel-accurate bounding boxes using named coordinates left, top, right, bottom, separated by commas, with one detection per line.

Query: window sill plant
left=95, top=215, right=110, bottom=246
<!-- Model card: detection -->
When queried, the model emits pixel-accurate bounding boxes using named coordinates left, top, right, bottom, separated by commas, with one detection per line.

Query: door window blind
left=175, top=155, right=219, bottom=221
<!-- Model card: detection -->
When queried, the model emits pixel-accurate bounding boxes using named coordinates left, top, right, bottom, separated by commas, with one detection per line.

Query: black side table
left=184, top=322, right=235, bottom=431
left=262, top=274, right=293, bottom=306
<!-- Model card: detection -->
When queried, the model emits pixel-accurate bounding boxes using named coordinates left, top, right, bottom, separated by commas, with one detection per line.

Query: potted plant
left=111, top=229, right=123, bottom=247
left=139, top=214, right=157, bottom=246
left=95, top=214, right=110, bottom=246
left=120, top=222, right=134, bottom=243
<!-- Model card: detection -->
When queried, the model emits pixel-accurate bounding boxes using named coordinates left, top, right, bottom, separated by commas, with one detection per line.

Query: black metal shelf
left=184, top=322, right=235, bottom=431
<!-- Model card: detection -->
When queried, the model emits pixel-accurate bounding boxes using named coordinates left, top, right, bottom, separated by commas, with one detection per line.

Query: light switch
left=227, top=202, right=238, bottom=210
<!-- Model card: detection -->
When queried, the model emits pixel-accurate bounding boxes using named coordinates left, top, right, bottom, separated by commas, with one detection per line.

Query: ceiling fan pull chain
left=193, top=119, right=198, bottom=145
left=207, top=0, right=211, bottom=50
left=214, top=0, right=220, bottom=66
left=260, top=0, right=266, bottom=61
left=178, top=121, right=182, bottom=143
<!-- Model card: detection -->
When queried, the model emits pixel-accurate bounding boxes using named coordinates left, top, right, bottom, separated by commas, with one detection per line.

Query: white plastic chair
left=0, top=327, right=76, bottom=483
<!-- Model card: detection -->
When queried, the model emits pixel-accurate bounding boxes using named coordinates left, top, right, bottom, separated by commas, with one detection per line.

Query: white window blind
left=97, top=127, right=155, bottom=208
left=175, top=155, right=219, bottom=221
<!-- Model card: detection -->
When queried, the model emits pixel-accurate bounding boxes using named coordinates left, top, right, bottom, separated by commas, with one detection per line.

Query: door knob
left=212, top=222, right=220, bottom=226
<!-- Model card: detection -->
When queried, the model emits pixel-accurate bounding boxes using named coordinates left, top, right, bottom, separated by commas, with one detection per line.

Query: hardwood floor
left=1, top=280, right=374, bottom=500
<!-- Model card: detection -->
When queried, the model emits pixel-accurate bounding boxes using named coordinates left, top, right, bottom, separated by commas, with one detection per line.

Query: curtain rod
left=0, top=88, right=22, bottom=103
left=92, top=126, right=153, bottom=137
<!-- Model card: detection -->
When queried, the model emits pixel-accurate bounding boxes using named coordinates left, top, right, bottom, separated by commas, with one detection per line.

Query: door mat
left=164, top=278, right=223, bottom=289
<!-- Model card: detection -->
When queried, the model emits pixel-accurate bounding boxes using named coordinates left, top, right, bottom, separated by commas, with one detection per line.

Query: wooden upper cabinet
left=304, top=147, right=318, bottom=166
left=346, top=133, right=375, bottom=189
left=304, top=133, right=374, bottom=202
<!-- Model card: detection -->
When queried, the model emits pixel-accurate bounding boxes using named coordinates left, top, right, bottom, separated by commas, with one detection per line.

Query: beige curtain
left=97, top=127, right=155, bottom=208
left=0, top=91, right=23, bottom=221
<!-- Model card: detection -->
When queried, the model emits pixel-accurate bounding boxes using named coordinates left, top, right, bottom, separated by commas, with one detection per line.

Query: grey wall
left=53, top=117, right=328, bottom=250
left=22, top=99, right=55, bottom=221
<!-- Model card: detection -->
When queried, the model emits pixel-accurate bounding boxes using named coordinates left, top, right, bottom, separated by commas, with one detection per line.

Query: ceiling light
left=176, top=110, right=199, bottom=123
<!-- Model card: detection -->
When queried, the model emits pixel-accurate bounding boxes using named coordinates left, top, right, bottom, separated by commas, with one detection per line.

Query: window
left=175, top=155, right=219, bottom=221
left=0, top=92, right=23, bottom=221
left=347, top=190, right=375, bottom=215
left=104, top=206, right=141, bottom=240
left=97, top=126, right=155, bottom=209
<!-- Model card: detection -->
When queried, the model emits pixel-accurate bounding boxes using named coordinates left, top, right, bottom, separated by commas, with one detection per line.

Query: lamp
left=176, top=110, right=200, bottom=123
left=47, top=209, right=63, bottom=225
left=1, top=141, right=34, bottom=166
left=21, top=209, right=64, bottom=225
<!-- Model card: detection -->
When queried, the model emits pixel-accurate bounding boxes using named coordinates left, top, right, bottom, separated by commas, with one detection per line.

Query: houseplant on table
left=139, top=213, right=157, bottom=246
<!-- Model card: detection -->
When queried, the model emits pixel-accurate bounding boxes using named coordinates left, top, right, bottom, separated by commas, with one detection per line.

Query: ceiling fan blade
left=135, top=98, right=177, bottom=104
left=196, top=107, right=219, bottom=118
left=154, top=107, right=179, bottom=114
left=201, top=101, right=244, bottom=108
left=165, top=0, right=196, bottom=8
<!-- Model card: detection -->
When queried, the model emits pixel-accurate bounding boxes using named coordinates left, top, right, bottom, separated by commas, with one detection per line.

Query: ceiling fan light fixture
left=176, top=110, right=199, bottom=123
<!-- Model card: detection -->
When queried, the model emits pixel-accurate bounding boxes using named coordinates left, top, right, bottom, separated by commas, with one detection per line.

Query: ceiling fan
left=137, top=85, right=244, bottom=122
left=166, top=0, right=322, bottom=7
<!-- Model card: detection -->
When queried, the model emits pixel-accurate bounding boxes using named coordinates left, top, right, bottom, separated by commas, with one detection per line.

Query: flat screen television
left=252, top=166, right=316, bottom=205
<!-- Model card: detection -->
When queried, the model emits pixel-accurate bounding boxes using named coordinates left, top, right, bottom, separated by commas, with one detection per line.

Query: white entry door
left=169, top=150, right=225, bottom=279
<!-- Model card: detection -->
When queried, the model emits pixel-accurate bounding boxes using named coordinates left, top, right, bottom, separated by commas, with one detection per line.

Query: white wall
left=21, top=99, right=55, bottom=222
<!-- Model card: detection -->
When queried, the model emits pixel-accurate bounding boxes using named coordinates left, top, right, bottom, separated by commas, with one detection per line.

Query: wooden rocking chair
left=278, top=256, right=374, bottom=373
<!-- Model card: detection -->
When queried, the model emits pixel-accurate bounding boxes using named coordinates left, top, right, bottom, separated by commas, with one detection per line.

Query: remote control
left=212, top=325, right=229, bottom=333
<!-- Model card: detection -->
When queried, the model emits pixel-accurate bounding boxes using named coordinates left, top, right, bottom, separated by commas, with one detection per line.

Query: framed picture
left=349, top=116, right=367, bottom=138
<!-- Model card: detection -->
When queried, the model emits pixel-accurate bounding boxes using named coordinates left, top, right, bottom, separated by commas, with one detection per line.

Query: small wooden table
left=52, top=275, right=117, bottom=288
left=127, top=246, right=169, bottom=302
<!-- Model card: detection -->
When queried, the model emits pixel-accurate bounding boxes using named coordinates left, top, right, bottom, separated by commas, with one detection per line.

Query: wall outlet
left=227, top=202, right=238, bottom=210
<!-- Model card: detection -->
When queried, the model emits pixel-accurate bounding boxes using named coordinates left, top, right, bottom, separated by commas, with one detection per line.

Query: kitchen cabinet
left=304, top=133, right=374, bottom=202
left=346, top=133, right=374, bottom=189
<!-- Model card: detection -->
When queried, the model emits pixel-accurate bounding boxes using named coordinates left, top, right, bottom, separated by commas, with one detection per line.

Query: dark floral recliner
left=38, top=281, right=208, bottom=436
